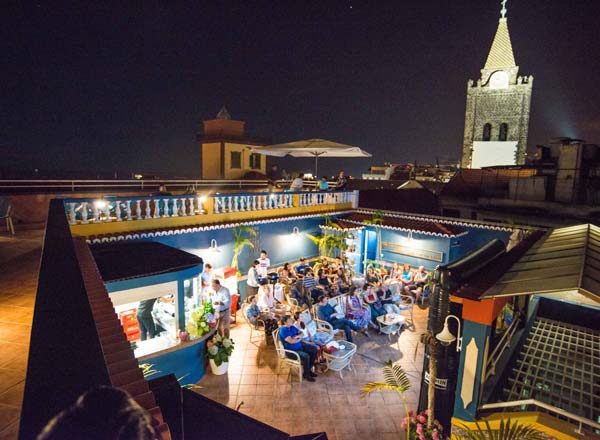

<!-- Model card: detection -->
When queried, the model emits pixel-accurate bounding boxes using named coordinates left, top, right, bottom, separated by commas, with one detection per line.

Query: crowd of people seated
left=365, top=262, right=430, bottom=302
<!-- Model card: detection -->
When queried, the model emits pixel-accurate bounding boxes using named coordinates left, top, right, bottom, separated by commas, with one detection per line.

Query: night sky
left=3, top=1, right=600, bottom=178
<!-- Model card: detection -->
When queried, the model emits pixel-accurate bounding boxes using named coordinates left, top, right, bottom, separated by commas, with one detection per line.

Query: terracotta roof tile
left=340, top=212, right=467, bottom=237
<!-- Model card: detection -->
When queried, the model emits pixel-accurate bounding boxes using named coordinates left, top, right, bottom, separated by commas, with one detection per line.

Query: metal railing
left=479, top=399, right=600, bottom=435
left=484, top=313, right=521, bottom=381
left=0, top=179, right=269, bottom=193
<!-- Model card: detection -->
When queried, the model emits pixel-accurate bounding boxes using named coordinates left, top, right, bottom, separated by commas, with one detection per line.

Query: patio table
left=376, top=313, right=405, bottom=344
left=322, top=340, right=357, bottom=378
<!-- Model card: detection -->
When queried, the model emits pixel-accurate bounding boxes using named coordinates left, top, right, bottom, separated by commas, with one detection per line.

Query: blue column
left=177, top=279, right=185, bottom=331
left=453, top=320, right=492, bottom=421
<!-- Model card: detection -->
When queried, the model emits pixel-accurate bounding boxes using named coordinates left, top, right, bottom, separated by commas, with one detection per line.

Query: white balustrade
left=69, top=204, right=76, bottom=225
left=103, top=203, right=111, bottom=223
left=153, top=200, right=160, bottom=219
left=115, top=201, right=122, bottom=221
left=180, top=198, right=187, bottom=216
left=81, top=202, right=89, bottom=224
left=162, top=199, right=169, bottom=218
left=171, top=198, right=178, bottom=217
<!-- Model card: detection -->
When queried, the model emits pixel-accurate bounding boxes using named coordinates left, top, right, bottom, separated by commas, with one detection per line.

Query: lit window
left=250, top=153, right=261, bottom=170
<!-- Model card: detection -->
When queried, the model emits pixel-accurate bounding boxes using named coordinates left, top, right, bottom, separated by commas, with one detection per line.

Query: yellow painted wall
left=70, top=199, right=353, bottom=238
left=223, top=142, right=265, bottom=179
left=201, top=142, right=222, bottom=179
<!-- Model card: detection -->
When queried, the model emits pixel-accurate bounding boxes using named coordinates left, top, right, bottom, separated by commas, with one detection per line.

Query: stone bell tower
left=461, top=0, right=533, bottom=169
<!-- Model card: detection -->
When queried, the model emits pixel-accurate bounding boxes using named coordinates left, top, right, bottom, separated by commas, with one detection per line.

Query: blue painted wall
left=144, top=339, right=207, bottom=386
left=448, top=227, right=512, bottom=263
left=378, top=228, right=451, bottom=271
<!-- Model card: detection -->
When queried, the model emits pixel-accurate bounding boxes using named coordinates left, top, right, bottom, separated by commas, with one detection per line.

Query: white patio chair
left=397, top=294, right=414, bottom=324
left=272, top=328, right=303, bottom=383
left=241, top=303, right=267, bottom=345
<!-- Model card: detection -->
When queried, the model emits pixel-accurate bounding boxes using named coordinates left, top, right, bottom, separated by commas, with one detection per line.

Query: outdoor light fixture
left=407, top=230, right=414, bottom=242
left=435, top=314, right=463, bottom=351
left=209, top=239, right=220, bottom=253
left=93, top=200, right=107, bottom=209
left=292, top=226, right=300, bottom=236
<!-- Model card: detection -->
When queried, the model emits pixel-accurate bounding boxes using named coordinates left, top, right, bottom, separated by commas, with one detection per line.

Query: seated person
left=295, top=257, right=310, bottom=276
left=290, top=280, right=309, bottom=307
left=345, top=288, right=370, bottom=331
left=317, top=269, right=333, bottom=293
left=316, top=295, right=364, bottom=343
left=245, top=295, right=278, bottom=334
left=400, top=264, right=414, bottom=292
left=378, top=287, right=401, bottom=315
left=387, top=262, right=401, bottom=281
left=294, top=310, right=332, bottom=346
left=279, top=315, right=318, bottom=381
left=334, top=268, right=350, bottom=294
left=365, top=266, right=381, bottom=287
left=277, top=262, right=296, bottom=283
left=302, top=268, right=325, bottom=303
left=409, top=266, right=430, bottom=301
left=363, top=286, right=386, bottom=324
left=257, top=279, right=277, bottom=310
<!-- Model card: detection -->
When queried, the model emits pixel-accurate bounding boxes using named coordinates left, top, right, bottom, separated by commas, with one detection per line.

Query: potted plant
left=186, top=302, right=216, bottom=339
left=207, top=334, right=235, bottom=375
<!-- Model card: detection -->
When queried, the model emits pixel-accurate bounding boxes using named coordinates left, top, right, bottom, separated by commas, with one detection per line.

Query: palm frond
left=460, top=418, right=546, bottom=440
left=360, top=382, right=406, bottom=399
left=382, top=363, right=411, bottom=393
left=305, top=233, right=321, bottom=246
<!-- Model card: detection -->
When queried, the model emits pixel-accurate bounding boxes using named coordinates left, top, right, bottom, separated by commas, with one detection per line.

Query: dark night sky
left=2, top=1, right=600, bottom=178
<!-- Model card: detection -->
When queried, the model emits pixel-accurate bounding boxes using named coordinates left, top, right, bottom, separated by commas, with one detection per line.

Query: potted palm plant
left=207, top=334, right=235, bottom=375
left=231, top=225, right=256, bottom=273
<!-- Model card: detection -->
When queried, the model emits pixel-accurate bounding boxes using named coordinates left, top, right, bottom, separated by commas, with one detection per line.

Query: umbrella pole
left=315, top=155, right=318, bottom=180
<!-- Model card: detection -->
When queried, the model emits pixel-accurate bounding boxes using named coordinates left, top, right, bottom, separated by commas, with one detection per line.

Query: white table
left=322, top=340, right=357, bottom=379
left=376, top=313, right=406, bottom=343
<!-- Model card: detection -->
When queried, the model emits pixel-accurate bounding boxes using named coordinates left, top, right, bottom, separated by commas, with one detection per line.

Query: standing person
left=200, top=263, right=214, bottom=297
left=246, top=260, right=260, bottom=299
left=258, top=250, right=270, bottom=279
left=290, top=173, right=304, bottom=191
left=136, top=298, right=157, bottom=341
left=279, top=315, right=318, bottom=381
left=267, top=164, right=279, bottom=184
left=211, top=279, right=231, bottom=338
left=335, top=170, right=348, bottom=190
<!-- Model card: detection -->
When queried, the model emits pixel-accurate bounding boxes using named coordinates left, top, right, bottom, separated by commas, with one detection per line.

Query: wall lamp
left=436, top=314, right=463, bottom=351
left=407, top=230, right=414, bottom=242
left=209, top=239, right=220, bottom=253
left=292, top=226, right=300, bottom=236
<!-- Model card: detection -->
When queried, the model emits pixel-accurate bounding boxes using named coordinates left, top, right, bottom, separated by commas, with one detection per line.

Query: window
left=483, top=123, right=492, bottom=141
left=499, top=123, right=508, bottom=141
left=230, top=151, right=241, bottom=169
left=250, top=153, right=261, bottom=170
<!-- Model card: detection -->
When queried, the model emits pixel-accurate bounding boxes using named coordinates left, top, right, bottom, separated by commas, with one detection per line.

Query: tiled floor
left=196, top=305, right=429, bottom=440
left=0, top=228, right=44, bottom=440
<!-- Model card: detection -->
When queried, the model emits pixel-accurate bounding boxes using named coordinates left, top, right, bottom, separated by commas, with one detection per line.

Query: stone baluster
left=196, top=197, right=203, bottom=214
left=124, top=200, right=131, bottom=221
left=244, top=195, right=250, bottom=211
left=81, top=202, right=89, bottom=224
left=143, top=200, right=150, bottom=219
left=154, top=199, right=161, bottom=219
left=287, top=194, right=292, bottom=207
left=171, top=198, right=178, bottom=217
left=161, top=199, right=168, bottom=218
left=251, top=195, right=256, bottom=211
left=236, top=196, right=242, bottom=212
left=103, top=203, right=111, bottom=222
left=115, top=201, right=122, bottom=221
left=133, top=200, right=140, bottom=220
left=92, top=203, right=100, bottom=223
left=180, top=198, right=187, bottom=216
left=299, top=194, right=304, bottom=207
left=213, top=197, right=220, bottom=214
left=68, top=203, right=77, bottom=225
left=226, top=197, right=232, bottom=213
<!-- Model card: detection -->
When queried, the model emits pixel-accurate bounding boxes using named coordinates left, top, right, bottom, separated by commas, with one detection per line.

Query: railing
left=0, top=179, right=269, bottom=193
left=64, top=190, right=357, bottom=225
left=484, top=312, right=521, bottom=381
left=479, top=399, right=600, bottom=435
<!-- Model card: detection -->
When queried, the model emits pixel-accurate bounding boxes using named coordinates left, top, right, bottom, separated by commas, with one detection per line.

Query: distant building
left=461, top=5, right=533, bottom=169
left=442, top=138, right=600, bottom=227
left=198, top=107, right=270, bottom=179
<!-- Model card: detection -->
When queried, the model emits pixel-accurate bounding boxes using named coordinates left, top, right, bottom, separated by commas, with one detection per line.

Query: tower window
left=250, top=153, right=261, bottom=170
left=499, top=123, right=508, bottom=141
left=230, top=151, right=242, bottom=169
left=483, top=123, right=492, bottom=141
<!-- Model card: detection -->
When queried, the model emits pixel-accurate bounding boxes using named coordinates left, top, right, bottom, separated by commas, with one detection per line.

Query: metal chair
left=0, top=198, right=15, bottom=235
left=272, top=328, right=303, bottom=383
left=397, top=294, right=414, bottom=324
left=241, top=303, right=267, bottom=345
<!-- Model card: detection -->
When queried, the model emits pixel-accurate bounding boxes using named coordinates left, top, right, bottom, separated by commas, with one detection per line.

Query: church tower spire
left=460, top=1, right=534, bottom=169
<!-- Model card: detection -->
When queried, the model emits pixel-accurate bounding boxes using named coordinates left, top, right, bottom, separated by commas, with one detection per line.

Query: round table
left=376, top=313, right=406, bottom=342
left=322, top=340, right=357, bottom=379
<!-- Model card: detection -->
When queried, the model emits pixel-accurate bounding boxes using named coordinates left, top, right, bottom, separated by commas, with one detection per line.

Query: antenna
left=501, top=0, right=507, bottom=18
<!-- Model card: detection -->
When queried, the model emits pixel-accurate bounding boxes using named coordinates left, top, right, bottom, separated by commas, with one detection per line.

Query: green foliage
left=140, top=363, right=159, bottom=379
left=459, top=418, right=546, bottom=440
left=360, top=360, right=411, bottom=399
left=306, top=232, right=348, bottom=258
left=207, top=333, right=235, bottom=366
left=362, top=209, right=384, bottom=225
left=231, top=225, right=256, bottom=269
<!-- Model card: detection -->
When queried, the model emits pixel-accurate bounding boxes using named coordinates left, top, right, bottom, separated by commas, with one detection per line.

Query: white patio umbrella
left=250, top=138, right=372, bottom=177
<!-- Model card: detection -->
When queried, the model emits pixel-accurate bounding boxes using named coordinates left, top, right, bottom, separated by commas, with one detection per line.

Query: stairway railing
left=485, top=312, right=521, bottom=381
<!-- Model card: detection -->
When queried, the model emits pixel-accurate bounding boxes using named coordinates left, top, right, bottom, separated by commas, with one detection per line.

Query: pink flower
left=400, top=420, right=408, bottom=430
left=408, top=410, right=414, bottom=417
left=416, top=423, right=424, bottom=434
left=423, top=409, right=429, bottom=416
left=432, top=430, right=440, bottom=440
left=419, top=434, right=426, bottom=440
left=417, top=415, right=427, bottom=423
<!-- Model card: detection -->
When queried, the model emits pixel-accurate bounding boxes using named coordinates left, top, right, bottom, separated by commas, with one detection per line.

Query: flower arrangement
left=401, top=410, right=443, bottom=440
left=186, top=302, right=216, bottom=338
left=207, top=334, right=235, bottom=366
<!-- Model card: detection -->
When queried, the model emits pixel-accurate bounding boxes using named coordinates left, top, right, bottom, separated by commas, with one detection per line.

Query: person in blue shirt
left=279, top=315, right=318, bottom=382
left=302, top=269, right=325, bottom=303
left=316, top=295, right=364, bottom=343
left=318, top=176, right=329, bottom=190
left=295, top=257, right=310, bottom=276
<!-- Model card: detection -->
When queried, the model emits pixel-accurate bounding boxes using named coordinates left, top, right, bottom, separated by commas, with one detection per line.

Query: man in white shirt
left=246, top=260, right=260, bottom=299
left=258, top=250, right=270, bottom=279
left=211, top=279, right=231, bottom=338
